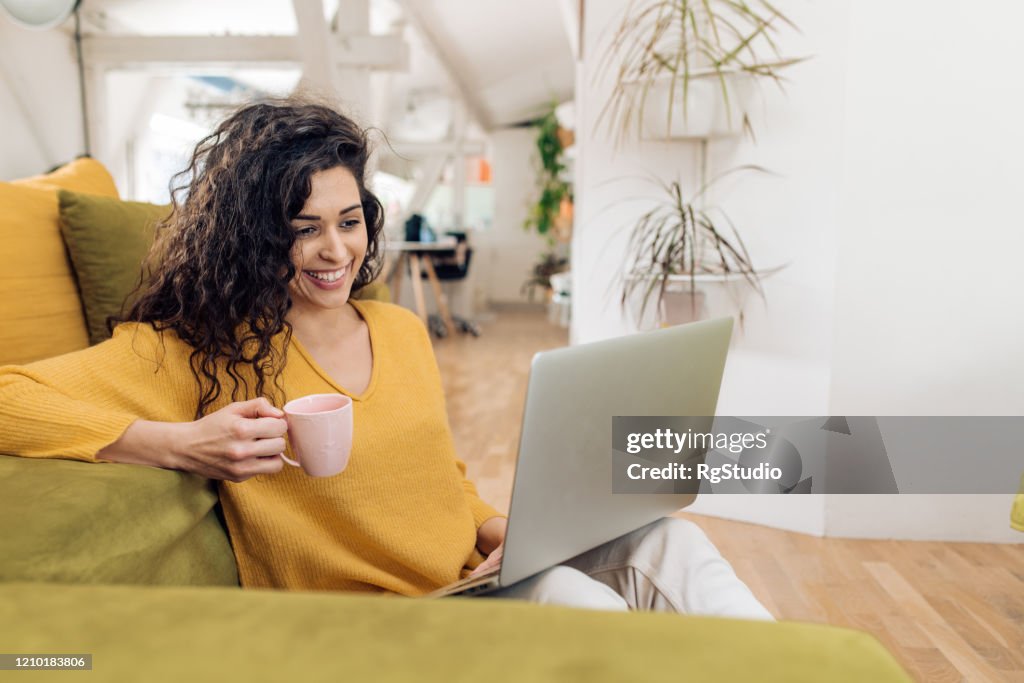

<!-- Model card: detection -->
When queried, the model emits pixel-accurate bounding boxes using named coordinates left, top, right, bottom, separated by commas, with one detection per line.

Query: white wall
left=831, top=0, right=1024, bottom=416
left=0, top=22, right=84, bottom=180
left=474, top=127, right=550, bottom=304
left=825, top=0, right=1024, bottom=543
left=574, top=0, right=846, bottom=536
left=574, top=0, right=1023, bottom=542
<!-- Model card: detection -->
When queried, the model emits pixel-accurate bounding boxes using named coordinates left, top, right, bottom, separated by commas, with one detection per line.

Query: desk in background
left=381, top=238, right=457, bottom=336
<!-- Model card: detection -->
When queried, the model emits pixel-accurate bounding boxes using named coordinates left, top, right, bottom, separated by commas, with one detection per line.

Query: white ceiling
left=80, top=0, right=574, bottom=132
left=408, top=0, right=574, bottom=126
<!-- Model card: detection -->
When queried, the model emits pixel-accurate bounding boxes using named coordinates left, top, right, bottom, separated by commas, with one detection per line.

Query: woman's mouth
left=302, top=264, right=351, bottom=290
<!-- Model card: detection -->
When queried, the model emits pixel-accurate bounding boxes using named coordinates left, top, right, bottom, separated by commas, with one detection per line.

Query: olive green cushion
left=0, top=582, right=910, bottom=682
left=56, top=188, right=390, bottom=343
left=57, top=190, right=168, bottom=345
left=353, top=279, right=391, bottom=303
left=0, top=456, right=238, bottom=586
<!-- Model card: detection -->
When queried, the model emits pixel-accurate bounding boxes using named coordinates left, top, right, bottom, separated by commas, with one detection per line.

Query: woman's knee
left=648, top=517, right=713, bottom=551
left=506, top=566, right=628, bottom=611
left=631, top=517, right=728, bottom=572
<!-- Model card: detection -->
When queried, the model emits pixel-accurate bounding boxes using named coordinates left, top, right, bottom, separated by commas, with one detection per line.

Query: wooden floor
left=433, top=306, right=1024, bottom=683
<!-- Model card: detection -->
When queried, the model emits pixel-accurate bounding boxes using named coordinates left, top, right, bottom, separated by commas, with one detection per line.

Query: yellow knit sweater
left=0, top=299, right=503, bottom=595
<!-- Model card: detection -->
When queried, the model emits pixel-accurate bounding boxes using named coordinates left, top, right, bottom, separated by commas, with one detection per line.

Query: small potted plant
left=620, top=173, right=774, bottom=327
left=522, top=251, right=570, bottom=303
left=596, top=0, right=806, bottom=143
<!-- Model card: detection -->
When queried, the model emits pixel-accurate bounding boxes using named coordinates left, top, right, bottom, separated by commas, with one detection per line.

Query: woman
left=0, top=98, right=770, bottom=618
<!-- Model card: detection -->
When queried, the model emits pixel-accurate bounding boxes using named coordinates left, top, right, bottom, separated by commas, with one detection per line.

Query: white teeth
left=306, top=266, right=346, bottom=283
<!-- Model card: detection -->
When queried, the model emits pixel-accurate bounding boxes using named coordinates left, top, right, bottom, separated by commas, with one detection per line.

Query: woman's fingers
left=232, top=397, right=285, bottom=419
left=242, top=454, right=286, bottom=477
left=249, top=436, right=288, bottom=458
left=469, top=544, right=504, bottom=576
left=230, top=416, right=288, bottom=440
left=181, top=400, right=294, bottom=481
left=216, top=453, right=286, bottom=483
left=470, top=558, right=496, bottom=577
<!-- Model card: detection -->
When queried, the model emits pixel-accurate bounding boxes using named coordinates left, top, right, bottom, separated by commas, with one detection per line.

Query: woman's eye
left=341, top=219, right=362, bottom=230
left=296, top=226, right=317, bottom=237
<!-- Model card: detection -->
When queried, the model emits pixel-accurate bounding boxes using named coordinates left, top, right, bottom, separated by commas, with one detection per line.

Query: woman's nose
left=318, top=230, right=350, bottom=261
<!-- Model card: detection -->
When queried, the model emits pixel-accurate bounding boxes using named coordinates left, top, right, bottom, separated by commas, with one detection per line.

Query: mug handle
left=278, top=452, right=301, bottom=467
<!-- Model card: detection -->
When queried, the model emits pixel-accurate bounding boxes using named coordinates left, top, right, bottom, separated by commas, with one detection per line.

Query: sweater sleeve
left=0, top=323, right=199, bottom=462
left=455, top=456, right=507, bottom=528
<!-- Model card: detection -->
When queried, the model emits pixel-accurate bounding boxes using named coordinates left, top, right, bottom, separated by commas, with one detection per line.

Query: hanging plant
left=524, top=105, right=573, bottom=243
left=596, top=0, right=807, bottom=144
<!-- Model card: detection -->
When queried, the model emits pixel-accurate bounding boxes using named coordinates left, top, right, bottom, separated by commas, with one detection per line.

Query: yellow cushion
left=0, top=158, right=119, bottom=365
left=14, top=157, right=119, bottom=196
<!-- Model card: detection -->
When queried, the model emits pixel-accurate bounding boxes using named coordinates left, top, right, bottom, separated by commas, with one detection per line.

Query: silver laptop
left=427, top=317, right=733, bottom=598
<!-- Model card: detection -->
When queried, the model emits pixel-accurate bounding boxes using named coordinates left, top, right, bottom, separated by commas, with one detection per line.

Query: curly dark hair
left=114, top=97, right=385, bottom=419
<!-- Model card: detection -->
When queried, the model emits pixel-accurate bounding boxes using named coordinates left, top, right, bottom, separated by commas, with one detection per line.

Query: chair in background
left=422, top=231, right=480, bottom=338
left=548, top=270, right=572, bottom=328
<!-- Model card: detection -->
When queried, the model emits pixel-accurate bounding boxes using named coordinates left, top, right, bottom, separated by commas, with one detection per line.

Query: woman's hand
left=99, top=397, right=288, bottom=482
left=469, top=542, right=503, bottom=577
left=171, top=397, right=289, bottom=482
left=470, top=516, right=508, bottom=577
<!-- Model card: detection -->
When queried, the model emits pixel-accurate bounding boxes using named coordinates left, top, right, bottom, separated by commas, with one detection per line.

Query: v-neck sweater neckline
left=287, top=298, right=379, bottom=402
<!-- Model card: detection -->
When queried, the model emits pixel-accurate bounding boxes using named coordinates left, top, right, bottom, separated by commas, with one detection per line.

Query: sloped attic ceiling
left=397, top=0, right=575, bottom=128
left=81, top=0, right=575, bottom=132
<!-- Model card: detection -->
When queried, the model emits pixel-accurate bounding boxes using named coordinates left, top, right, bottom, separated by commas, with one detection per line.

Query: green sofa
left=0, top=457, right=913, bottom=682
left=1, top=581, right=911, bottom=683
left=0, top=160, right=911, bottom=681
left=0, top=458, right=914, bottom=683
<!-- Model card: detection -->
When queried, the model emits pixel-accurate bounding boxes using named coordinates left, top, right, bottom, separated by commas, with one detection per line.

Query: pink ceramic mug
left=280, top=393, right=353, bottom=477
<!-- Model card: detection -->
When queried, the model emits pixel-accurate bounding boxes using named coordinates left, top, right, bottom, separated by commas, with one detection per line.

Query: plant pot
left=661, top=289, right=706, bottom=326
left=625, top=265, right=783, bottom=332
left=553, top=198, right=573, bottom=243
left=625, top=71, right=755, bottom=140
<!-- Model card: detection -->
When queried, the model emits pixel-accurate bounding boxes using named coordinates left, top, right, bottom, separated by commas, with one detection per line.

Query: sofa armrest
left=0, top=582, right=911, bottom=682
left=0, top=455, right=238, bottom=586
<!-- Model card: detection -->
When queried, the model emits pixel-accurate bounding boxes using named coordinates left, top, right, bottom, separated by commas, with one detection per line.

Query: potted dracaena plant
left=620, top=170, right=776, bottom=326
left=596, top=0, right=806, bottom=144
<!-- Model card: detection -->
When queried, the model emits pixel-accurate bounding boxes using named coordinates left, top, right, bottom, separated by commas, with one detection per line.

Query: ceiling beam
left=556, top=0, right=581, bottom=61
left=291, top=0, right=338, bottom=96
left=404, top=153, right=448, bottom=218
left=387, top=139, right=485, bottom=157
left=395, top=0, right=492, bottom=132
left=327, top=0, right=374, bottom=121
left=82, top=35, right=407, bottom=70
left=333, top=0, right=369, bottom=36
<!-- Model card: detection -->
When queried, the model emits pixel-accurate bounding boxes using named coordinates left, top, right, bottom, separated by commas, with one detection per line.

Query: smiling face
left=287, top=165, right=368, bottom=317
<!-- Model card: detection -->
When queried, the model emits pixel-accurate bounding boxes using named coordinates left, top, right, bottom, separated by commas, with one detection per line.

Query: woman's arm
left=1, top=324, right=288, bottom=481
left=97, top=399, right=288, bottom=482
left=469, top=516, right=507, bottom=577
left=476, top=515, right=507, bottom=555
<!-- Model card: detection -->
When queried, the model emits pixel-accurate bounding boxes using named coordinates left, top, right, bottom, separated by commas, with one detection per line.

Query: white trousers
left=488, top=517, right=773, bottom=621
